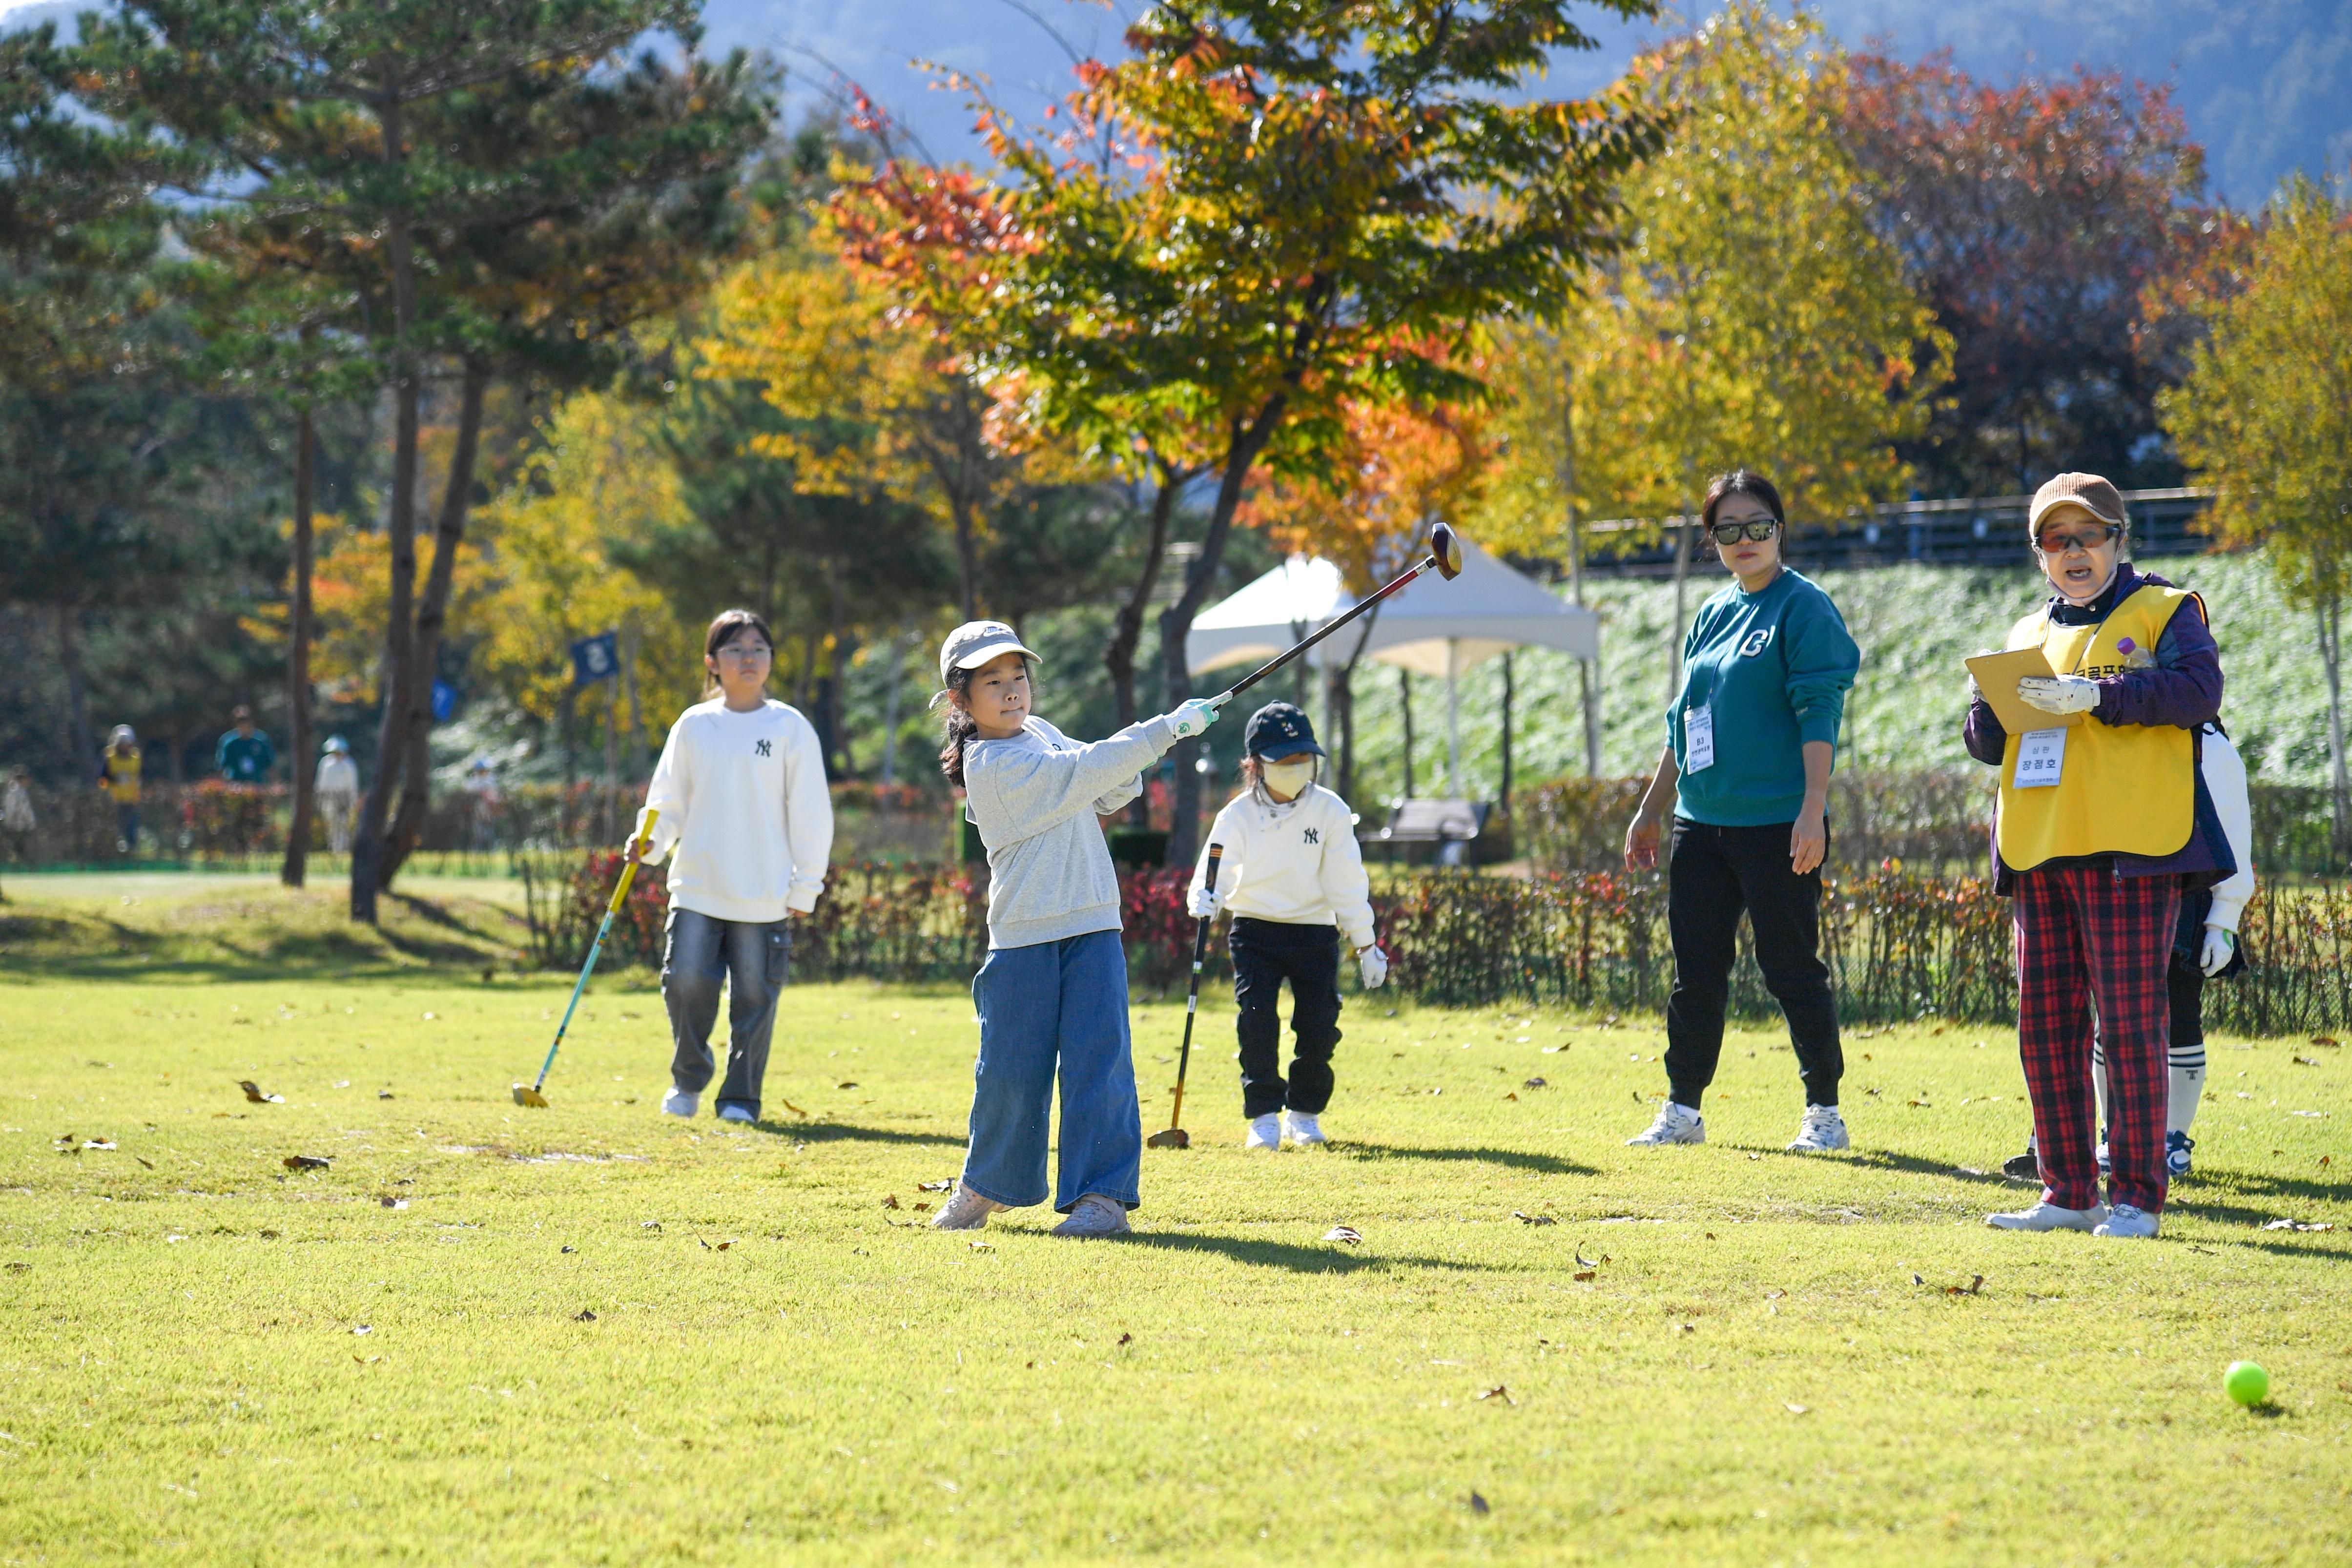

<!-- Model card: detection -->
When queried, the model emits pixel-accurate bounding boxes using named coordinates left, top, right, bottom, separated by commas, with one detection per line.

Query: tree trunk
left=878, top=623, right=911, bottom=787
left=2324, top=595, right=2349, bottom=865
left=281, top=405, right=316, bottom=889
left=1159, top=401, right=1283, bottom=867
left=950, top=493, right=980, bottom=621
left=1107, top=461, right=1185, bottom=728
left=1668, top=509, right=1694, bottom=700
left=382, top=357, right=489, bottom=887
left=351, top=75, right=416, bottom=924
left=1560, top=371, right=1601, bottom=777
left=1499, top=651, right=1514, bottom=812
left=55, top=604, right=93, bottom=778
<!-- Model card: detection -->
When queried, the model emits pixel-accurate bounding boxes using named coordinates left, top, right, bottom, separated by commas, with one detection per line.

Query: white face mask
left=1260, top=758, right=1316, bottom=798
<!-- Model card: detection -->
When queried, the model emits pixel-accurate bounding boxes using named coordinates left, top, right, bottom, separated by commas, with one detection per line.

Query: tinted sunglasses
left=2036, top=523, right=2122, bottom=554
left=1709, top=519, right=1779, bottom=546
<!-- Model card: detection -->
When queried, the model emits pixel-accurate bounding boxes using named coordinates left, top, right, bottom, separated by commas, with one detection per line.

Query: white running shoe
left=1985, top=1201, right=2107, bottom=1232
left=660, top=1088, right=698, bottom=1118
left=927, top=1182, right=1007, bottom=1231
left=1051, top=1194, right=1132, bottom=1238
left=1285, top=1111, right=1327, bottom=1146
left=2092, top=1202, right=2160, bottom=1238
left=716, top=1104, right=755, bottom=1124
left=1785, top=1104, right=1849, bottom=1153
left=1625, top=1102, right=1704, bottom=1146
left=1243, top=1114, right=1282, bottom=1151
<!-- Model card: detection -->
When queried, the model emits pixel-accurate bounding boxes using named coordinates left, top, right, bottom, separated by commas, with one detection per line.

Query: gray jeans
left=661, top=908, right=791, bottom=1117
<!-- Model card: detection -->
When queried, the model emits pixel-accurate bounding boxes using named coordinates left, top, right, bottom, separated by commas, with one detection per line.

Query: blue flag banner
left=570, top=631, right=619, bottom=688
left=431, top=680, right=457, bottom=723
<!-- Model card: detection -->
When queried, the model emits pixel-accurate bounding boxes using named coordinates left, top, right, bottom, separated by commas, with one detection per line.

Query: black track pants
left=1662, top=818, right=1842, bottom=1111
left=1229, top=917, right=1343, bottom=1119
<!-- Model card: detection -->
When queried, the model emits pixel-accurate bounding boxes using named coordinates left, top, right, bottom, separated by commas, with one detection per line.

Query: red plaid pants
left=2013, top=865, right=2179, bottom=1213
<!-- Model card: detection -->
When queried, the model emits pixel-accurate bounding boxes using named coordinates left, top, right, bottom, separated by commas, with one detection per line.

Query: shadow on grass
left=1120, top=1229, right=1502, bottom=1275
left=763, top=1117, right=964, bottom=1148
left=1839, top=1149, right=2029, bottom=1186
left=1337, top=1141, right=1596, bottom=1177
left=0, top=892, right=524, bottom=984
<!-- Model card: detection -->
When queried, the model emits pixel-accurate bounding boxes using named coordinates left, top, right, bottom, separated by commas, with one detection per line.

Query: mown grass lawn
left=0, top=879, right=2348, bottom=1566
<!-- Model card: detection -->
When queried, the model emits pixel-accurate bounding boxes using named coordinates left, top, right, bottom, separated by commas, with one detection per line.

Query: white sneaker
left=660, top=1088, right=698, bottom=1118
left=1243, top=1114, right=1282, bottom=1151
left=2092, top=1202, right=2160, bottom=1238
left=928, top=1182, right=1007, bottom=1231
left=1785, top=1104, right=1849, bottom=1153
left=1050, top=1194, right=1131, bottom=1238
left=1985, top=1201, right=2107, bottom=1232
left=1285, top=1111, right=1327, bottom=1146
left=1625, top=1102, right=1704, bottom=1146
left=716, top=1104, right=755, bottom=1124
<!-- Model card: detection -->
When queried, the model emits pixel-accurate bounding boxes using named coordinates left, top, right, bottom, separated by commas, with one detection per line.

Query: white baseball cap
left=938, top=620, right=1040, bottom=684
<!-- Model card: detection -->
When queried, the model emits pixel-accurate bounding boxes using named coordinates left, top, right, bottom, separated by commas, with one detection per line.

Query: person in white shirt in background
left=463, top=755, right=501, bottom=850
left=2003, top=721, right=2254, bottom=1183
left=1187, top=702, right=1386, bottom=1151
left=630, top=609, right=834, bottom=1125
left=0, top=764, right=35, bottom=867
left=314, top=737, right=361, bottom=854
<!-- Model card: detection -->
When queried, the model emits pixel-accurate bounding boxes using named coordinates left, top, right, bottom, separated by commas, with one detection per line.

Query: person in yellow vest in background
left=1963, top=474, right=2235, bottom=1240
left=96, top=725, right=143, bottom=854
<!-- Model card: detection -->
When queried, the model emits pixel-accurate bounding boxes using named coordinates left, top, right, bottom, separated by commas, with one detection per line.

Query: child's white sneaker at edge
left=1984, top=1200, right=2107, bottom=1232
left=1051, top=1194, right=1131, bottom=1238
left=928, top=1183, right=1007, bottom=1231
left=660, top=1088, right=698, bottom=1118
left=1285, top=1110, right=1327, bottom=1146
left=716, top=1104, right=755, bottom=1124
left=2092, top=1202, right=2160, bottom=1239
left=1243, top=1114, right=1282, bottom=1151
left=1785, top=1104, right=1849, bottom=1153
left=1626, top=1102, right=1704, bottom=1146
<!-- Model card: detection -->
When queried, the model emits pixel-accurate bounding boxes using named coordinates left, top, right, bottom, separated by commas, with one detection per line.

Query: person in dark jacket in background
left=1966, top=473, right=2233, bottom=1241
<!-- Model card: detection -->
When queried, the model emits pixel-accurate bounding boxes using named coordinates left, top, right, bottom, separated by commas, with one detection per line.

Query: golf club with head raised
left=514, top=808, right=660, bottom=1108
left=1213, top=523, right=1464, bottom=704
left=1147, top=843, right=1224, bottom=1151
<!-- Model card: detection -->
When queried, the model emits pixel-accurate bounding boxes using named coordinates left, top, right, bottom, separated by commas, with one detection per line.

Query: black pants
left=1663, top=819, right=1841, bottom=1110
left=1229, top=917, right=1343, bottom=1118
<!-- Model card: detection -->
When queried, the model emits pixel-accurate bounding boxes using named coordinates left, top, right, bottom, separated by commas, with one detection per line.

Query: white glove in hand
left=1166, top=694, right=1229, bottom=740
left=2016, top=675, right=2101, bottom=716
left=1358, top=945, right=1389, bottom=990
left=1187, top=888, right=1217, bottom=920
left=2200, top=924, right=2236, bottom=977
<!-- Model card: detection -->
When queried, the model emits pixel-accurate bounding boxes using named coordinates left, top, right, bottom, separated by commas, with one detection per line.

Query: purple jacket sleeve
left=2093, top=599, right=2222, bottom=731
left=1963, top=694, right=2007, bottom=765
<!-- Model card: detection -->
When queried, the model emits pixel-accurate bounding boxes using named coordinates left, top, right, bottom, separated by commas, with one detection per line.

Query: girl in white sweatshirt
left=631, top=609, right=834, bottom=1124
left=1187, top=702, right=1386, bottom=1150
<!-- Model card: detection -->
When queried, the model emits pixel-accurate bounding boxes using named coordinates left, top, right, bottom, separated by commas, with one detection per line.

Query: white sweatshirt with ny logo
left=1187, top=784, right=1375, bottom=948
left=639, top=698, right=834, bottom=923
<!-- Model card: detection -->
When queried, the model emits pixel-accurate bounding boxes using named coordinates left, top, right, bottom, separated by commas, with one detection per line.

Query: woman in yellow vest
left=96, top=725, right=143, bottom=854
left=1963, top=474, right=2234, bottom=1240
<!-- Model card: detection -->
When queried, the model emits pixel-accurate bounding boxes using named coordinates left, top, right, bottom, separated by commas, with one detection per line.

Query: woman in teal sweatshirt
left=1622, top=470, right=1861, bottom=1155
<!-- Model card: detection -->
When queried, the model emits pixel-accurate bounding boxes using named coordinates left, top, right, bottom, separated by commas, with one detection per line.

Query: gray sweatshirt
left=963, top=715, right=1177, bottom=949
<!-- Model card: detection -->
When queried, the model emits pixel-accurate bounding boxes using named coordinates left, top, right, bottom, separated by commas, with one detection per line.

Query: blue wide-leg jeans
left=961, top=929, right=1142, bottom=1214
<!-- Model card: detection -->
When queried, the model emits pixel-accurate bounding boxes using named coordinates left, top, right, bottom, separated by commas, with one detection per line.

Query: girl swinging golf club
left=927, top=620, right=1227, bottom=1238
left=1188, top=702, right=1385, bottom=1149
left=630, top=609, right=834, bottom=1124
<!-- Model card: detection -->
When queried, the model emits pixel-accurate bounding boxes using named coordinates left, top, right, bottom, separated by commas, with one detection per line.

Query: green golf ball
left=2224, top=1361, right=2269, bottom=1407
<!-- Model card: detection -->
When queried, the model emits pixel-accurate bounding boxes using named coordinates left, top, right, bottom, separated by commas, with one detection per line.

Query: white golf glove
left=1165, top=694, right=1229, bottom=740
left=2017, top=675, right=2101, bottom=716
left=2200, top=924, right=2237, bottom=977
left=1357, top=945, right=1389, bottom=990
left=1187, top=887, right=1218, bottom=920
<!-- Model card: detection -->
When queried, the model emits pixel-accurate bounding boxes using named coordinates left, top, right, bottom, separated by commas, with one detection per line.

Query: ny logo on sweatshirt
left=1302, top=826, right=1320, bottom=844
left=754, top=739, right=772, bottom=758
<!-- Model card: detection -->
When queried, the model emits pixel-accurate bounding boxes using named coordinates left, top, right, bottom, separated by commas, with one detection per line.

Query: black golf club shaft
left=1167, top=844, right=1223, bottom=1134
left=1220, top=555, right=1439, bottom=702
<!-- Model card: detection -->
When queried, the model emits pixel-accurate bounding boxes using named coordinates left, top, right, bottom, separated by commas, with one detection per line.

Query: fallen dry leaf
left=574, top=1309, right=597, bottom=1322
left=1785, top=1403, right=1809, bottom=1416
left=239, top=1081, right=284, bottom=1105
left=1117, top=1332, right=1133, bottom=1345
left=917, top=1178, right=956, bottom=1193
left=1910, top=1273, right=1926, bottom=1286
left=1523, top=1077, right=1547, bottom=1089
left=1322, top=1225, right=1363, bottom=1244
left=1475, top=1386, right=1516, bottom=1405
left=2311, top=1034, right=2339, bottom=1048
left=1512, top=1211, right=1555, bottom=1226
left=1944, top=1275, right=1986, bottom=1296
left=351, top=1324, right=371, bottom=1336
left=1502, top=1092, right=1518, bottom=1101
left=778, top=1100, right=809, bottom=1117
left=717, top=1240, right=735, bottom=1251
left=1574, top=1251, right=1601, bottom=1267
left=836, top=1081, right=860, bottom=1090
left=284, top=1155, right=331, bottom=1171
left=135, top=1155, right=154, bottom=1170
left=880, top=1194, right=902, bottom=1210
left=2294, top=1056, right=2322, bottom=1067
left=968, top=1240, right=992, bottom=1252
left=379, top=1197, right=407, bottom=1211
left=1468, top=1491, right=1491, bottom=1515
left=1573, top=1270, right=1596, bottom=1282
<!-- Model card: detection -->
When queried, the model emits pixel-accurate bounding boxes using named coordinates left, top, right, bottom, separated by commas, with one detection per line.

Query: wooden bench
left=1359, top=799, right=1510, bottom=867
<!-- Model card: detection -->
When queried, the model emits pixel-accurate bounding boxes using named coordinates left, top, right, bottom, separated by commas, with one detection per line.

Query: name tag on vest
left=1685, top=705, right=1715, bottom=773
left=2014, top=727, right=2067, bottom=788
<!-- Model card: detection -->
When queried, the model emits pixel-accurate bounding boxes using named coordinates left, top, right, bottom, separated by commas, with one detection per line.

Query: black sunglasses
left=1709, top=519, right=1779, bottom=546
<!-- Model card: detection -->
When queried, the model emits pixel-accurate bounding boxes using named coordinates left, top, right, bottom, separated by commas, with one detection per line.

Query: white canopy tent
left=1186, top=536, right=1598, bottom=796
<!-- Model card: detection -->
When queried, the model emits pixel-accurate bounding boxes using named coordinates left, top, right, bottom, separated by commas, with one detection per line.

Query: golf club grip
left=1192, top=845, right=1225, bottom=964
left=1222, top=557, right=1432, bottom=700
left=607, top=807, right=660, bottom=914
